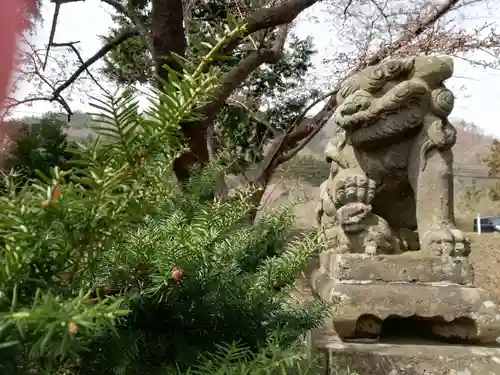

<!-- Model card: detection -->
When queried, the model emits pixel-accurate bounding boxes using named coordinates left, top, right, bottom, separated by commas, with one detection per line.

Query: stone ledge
left=310, top=269, right=500, bottom=344
left=319, top=340, right=500, bottom=375
left=319, top=252, right=473, bottom=285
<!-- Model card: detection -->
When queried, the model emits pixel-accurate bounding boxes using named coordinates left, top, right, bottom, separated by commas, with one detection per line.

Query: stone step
left=320, top=340, right=500, bottom=375
left=319, top=252, right=473, bottom=285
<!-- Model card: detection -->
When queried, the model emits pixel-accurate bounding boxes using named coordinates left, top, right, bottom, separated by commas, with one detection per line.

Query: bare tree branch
left=51, top=42, right=109, bottom=94
left=6, top=39, right=74, bottom=116
left=278, top=90, right=338, bottom=163
left=202, top=25, right=290, bottom=121
left=3, top=96, right=70, bottom=113
left=253, top=0, right=463, bottom=183
left=174, top=24, right=291, bottom=181
left=8, top=0, right=150, bottom=116
left=343, top=0, right=354, bottom=15
left=222, top=0, right=320, bottom=54
left=246, top=0, right=319, bottom=33
left=5, top=25, right=138, bottom=118
left=51, top=27, right=139, bottom=100
left=43, top=0, right=62, bottom=70
left=99, top=0, right=154, bottom=57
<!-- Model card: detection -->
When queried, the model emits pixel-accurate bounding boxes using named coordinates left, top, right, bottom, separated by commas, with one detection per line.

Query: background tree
left=101, top=0, right=320, bottom=177
left=459, top=179, right=485, bottom=213
left=0, top=49, right=330, bottom=374
left=484, top=139, right=500, bottom=201
left=6, top=0, right=500, bottom=214
left=0, top=113, right=76, bottom=186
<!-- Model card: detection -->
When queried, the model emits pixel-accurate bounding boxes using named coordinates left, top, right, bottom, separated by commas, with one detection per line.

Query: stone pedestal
left=310, top=252, right=500, bottom=345
left=322, top=341, right=500, bottom=375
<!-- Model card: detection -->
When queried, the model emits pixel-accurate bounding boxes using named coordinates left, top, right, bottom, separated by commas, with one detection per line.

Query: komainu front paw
left=397, top=228, right=420, bottom=251
left=364, top=242, right=378, bottom=256
left=423, top=228, right=471, bottom=257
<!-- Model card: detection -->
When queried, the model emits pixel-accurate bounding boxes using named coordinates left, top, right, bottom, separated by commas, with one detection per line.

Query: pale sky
left=10, top=0, right=500, bottom=137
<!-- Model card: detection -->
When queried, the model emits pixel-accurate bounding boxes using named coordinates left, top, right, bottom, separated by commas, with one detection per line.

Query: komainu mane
left=317, top=55, right=470, bottom=256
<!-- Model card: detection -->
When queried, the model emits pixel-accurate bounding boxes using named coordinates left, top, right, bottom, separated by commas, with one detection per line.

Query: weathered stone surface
left=310, top=268, right=500, bottom=344
left=321, top=340, right=500, bottom=375
left=320, top=252, right=473, bottom=285
left=315, top=55, right=471, bottom=257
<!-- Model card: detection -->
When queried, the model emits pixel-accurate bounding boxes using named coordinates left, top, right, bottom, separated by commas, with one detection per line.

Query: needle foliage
left=0, top=26, right=332, bottom=375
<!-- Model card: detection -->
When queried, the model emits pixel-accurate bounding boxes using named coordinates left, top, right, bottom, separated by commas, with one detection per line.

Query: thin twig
left=51, top=27, right=139, bottom=99
left=99, top=0, right=155, bottom=57
left=43, top=1, right=61, bottom=70
left=253, top=0, right=462, bottom=181
left=51, top=42, right=110, bottom=94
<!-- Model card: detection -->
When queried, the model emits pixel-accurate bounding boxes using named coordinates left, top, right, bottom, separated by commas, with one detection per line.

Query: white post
left=477, top=213, right=481, bottom=235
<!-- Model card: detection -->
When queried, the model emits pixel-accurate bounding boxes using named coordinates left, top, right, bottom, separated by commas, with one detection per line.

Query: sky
left=10, top=0, right=500, bottom=137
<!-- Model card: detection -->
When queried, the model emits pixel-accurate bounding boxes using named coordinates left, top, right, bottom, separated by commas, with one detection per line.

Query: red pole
left=0, top=0, right=35, bottom=109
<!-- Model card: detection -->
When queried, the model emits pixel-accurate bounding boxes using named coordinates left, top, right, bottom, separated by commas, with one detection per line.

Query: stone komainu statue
left=317, top=55, right=470, bottom=256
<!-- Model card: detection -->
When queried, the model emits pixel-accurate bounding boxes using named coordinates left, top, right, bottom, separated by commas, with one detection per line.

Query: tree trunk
left=151, top=0, right=209, bottom=182
left=172, top=121, right=210, bottom=183
left=150, top=0, right=322, bottom=183
left=151, top=0, right=186, bottom=81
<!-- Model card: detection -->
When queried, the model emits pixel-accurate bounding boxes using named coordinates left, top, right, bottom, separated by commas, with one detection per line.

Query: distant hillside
left=301, top=117, right=496, bottom=168
left=265, top=117, right=499, bottom=228
left=452, top=118, right=495, bottom=167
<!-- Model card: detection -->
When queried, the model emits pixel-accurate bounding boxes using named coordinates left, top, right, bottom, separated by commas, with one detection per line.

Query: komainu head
left=333, top=56, right=455, bottom=149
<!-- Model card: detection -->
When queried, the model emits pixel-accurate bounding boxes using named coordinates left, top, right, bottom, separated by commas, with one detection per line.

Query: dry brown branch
left=5, top=27, right=139, bottom=117
left=9, top=0, right=500, bottom=215
left=51, top=42, right=109, bottom=94
left=250, top=0, right=466, bottom=189
left=42, top=0, right=61, bottom=70
left=43, top=0, right=86, bottom=69
left=174, top=23, right=292, bottom=181
left=51, top=27, right=139, bottom=100
left=219, top=0, right=321, bottom=55
left=8, top=0, right=161, bottom=116
left=4, top=37, right=73, bottom=116
left=204, top=25, right=290, bottom=118
left=99, top=0, right=154, bottom=57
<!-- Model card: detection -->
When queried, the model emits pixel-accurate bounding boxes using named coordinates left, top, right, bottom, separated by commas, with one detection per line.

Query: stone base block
left=319, top=252, right=473, bottom=285
left=320, top=340, right=500, bottom=375
left=310, top=269, right=500, bottom=344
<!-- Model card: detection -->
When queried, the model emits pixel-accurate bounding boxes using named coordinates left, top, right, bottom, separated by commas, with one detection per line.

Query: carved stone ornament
left=310, top=56, right=500, bottom=350
left=316, top=55, right=468, bottom=257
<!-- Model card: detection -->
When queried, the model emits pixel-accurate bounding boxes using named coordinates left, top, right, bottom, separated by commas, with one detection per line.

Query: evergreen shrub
left=0, top=27, right=332, bottom=375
